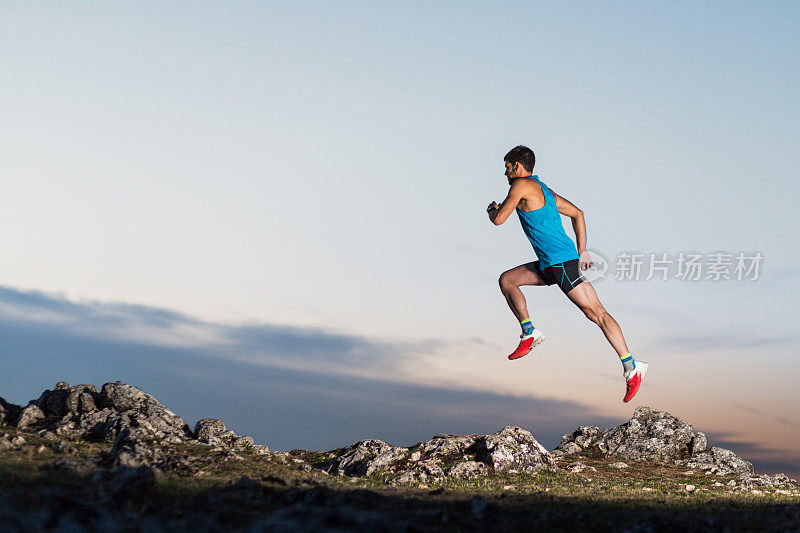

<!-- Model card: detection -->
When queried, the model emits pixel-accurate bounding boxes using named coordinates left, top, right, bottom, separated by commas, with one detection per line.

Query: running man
left=487, top=145, right=648, bottom=403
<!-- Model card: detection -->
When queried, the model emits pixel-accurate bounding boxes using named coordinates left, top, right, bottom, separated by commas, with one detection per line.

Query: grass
left=1, top=425, right=798, bottom=531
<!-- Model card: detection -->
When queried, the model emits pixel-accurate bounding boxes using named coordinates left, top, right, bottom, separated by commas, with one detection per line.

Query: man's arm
left=488, top=180, right=526, bottom=225
left=551, top=189, right=593, bottom=269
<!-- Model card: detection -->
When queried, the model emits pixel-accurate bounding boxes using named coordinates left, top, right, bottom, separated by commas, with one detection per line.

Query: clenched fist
left=579, top=250, right=594, bottom=270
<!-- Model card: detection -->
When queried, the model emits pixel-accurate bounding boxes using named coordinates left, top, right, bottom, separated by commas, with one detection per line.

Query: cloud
left=728, top=403, right=800, bottom=431
left=657, top=332, right=800, bottom=351
left=0, top=284, right=620, bottom=452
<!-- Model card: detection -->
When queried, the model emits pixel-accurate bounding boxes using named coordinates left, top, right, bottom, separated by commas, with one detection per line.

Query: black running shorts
left=531, top=259, right=586, bottom=294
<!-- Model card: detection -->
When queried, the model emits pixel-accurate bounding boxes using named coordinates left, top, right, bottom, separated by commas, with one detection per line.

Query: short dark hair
left=504, top=145, right=536, bottom=172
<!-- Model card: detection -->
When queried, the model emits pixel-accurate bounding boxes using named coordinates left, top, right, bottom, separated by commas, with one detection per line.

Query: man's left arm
left=551, top=189, right=593, bottom=270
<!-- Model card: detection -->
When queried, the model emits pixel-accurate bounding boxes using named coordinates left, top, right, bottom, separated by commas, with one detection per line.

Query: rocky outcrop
left=0, top=381, right=269, bottom=467
left=2, top=382, right=794, bottom=489
left=478, top=425, right=555, bottom=473
left=195, top=418, right=268, bottom=455
left=685, top=446, right=753, bottom=476
left=8, top=381, right=191, bottom=444
left=323, top=438, right=407, bottom=477
left=554, top=406, right=754, bottom=475
left=321, top=426, right=555, bottom=484
left=734, top=472, right=798, bottom=492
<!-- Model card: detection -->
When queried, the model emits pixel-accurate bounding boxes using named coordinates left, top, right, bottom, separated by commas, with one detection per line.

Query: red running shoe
left=508, top=329, right=546, bottom=360
left=623, top=361, right=649, bottom=403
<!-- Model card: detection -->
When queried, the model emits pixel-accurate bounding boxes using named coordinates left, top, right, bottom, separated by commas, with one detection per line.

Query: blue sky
left=1, top=2, right=799, bottom=476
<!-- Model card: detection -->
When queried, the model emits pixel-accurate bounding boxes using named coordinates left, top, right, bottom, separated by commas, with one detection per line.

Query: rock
left=686, top=447, right=753, bottom=475
left=104, top=428, right=161, bottom=468
left=556, top=407, right=696, bottom=461
left=559, top=442, right=581, bottom=456
left=555, top=407, right=757, bottom=478
left=324, top=425, right=554, bottom=483
left=7, top=382, right=194, bottom=447
left=10, top=436, right=25, bottom=446
left=395, top=460, right=446, bottom=484
left=710, top=447, right=753, bottom=475
left=78, top=392, right=98, bottom=413
left=685, top=484, right=696, bottom=492
left=567, top=462, right=587, bottom=473
left=737, top=472, right=799, bottom=491
left=251, top=444, right=270, bottom=456
left=324, top=439, right=408, bottom=477
left=478, top=426, right=556, bottom=474
left=16, top=404, right=46, bottom=429
left=690, top=432, right=708, bottom=454
left=34, top=383, right=100, bottom=418
left=193, top=418, right=266, bottom=454
left=418, top=434, right=481, bottom=463
left=0, top=437, right=14, bottom=451
left=448, top=461, right=489, bottom=479
left=558, top=426, right=601, bottom=450
left=0, top=398, right=22, bottom=427
left=99, top=382, right=191, bottom=439
left=608, top=462, right=629, bottom=469
left=598, top=407, right=695, bottom=461
left=195, top=418, right=227, bottom=441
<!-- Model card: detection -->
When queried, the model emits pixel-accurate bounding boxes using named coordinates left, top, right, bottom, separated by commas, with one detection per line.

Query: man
left=487, top=145, right=647, bottom=403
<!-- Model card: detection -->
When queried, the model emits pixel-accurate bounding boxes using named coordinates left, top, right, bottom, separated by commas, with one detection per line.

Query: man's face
left=505, top=161, right=522, bottom=182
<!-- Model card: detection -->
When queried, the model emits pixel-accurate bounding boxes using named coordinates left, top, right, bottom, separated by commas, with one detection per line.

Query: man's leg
left=498, top=262, right=547, bottom=322
left=565, top=279, right=648, bottom=402
left=564, top=281, right=629, bottom=357
left=499, top=263, right=548, bottom=360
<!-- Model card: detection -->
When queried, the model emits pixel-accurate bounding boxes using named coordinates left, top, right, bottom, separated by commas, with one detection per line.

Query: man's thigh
left=501, top=262, right=549, bottom=287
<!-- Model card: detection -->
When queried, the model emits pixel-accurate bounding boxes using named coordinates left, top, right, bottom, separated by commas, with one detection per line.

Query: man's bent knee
left=498, top=271, right=516, bottom=291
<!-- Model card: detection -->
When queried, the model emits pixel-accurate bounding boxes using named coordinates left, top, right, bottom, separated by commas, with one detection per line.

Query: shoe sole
left=531, top=335, right=547, bottom=349
left=508, top=335, right=547, bottom=360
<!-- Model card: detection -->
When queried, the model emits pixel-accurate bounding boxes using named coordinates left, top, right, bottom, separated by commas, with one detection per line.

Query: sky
left=1, top=2, right=799, bottom=477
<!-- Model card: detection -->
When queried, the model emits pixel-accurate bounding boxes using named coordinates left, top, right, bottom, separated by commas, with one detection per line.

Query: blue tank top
left=515, top=175, right=579, bottom=268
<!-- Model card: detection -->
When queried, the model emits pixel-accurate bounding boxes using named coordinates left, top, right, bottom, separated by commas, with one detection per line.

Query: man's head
left=504, top=145, right=535, bottom=181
